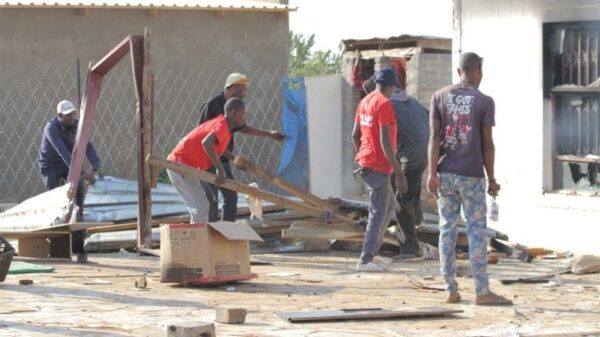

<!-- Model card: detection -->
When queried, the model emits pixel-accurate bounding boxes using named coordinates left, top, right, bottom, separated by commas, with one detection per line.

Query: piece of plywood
left=208, top=222, right=264, bottom=242
left=283, top=221, right=399, bottom=247
left=17, top=238, right=50, bottom=258
left=277, top=306, right=462, bottom=323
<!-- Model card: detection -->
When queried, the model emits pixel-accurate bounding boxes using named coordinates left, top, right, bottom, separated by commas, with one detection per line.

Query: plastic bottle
left=489, top=197, right=499, bottom=222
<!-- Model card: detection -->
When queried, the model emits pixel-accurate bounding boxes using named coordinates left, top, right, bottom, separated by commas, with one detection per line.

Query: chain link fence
left=0, top=64, right=286, bottom=202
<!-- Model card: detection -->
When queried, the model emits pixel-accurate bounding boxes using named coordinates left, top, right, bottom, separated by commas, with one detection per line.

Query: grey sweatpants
left=167, top=169, right=209, bottom=223
left=359, top=169, right=398, bottom=264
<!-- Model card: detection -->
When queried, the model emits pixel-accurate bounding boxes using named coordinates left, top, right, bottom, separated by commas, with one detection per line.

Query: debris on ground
left=570, top=255, right=600, bottom=275
left=215, top=307, right=247, bottom=324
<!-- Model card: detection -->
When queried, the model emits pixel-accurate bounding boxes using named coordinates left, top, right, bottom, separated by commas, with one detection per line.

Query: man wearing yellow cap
left=198, top=72, right=285, bottom=222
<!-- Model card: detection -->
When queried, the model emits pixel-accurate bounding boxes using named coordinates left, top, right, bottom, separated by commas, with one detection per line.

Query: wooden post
left=130, top=29, right=154, bottom=249
left=147, top=154, right=355, bottom=226
left=141, top=27, right=154, bottom=248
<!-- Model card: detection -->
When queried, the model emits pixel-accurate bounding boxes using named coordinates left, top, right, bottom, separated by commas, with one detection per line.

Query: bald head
left=224, top=97, right=246, bottom=129
left=460, top=52, right=483, bottom=71
left=458, top=52, right=484, bottom=87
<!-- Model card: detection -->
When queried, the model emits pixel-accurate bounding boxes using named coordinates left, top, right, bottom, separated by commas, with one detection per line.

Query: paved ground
left=1, top=251, right=599, bottom=336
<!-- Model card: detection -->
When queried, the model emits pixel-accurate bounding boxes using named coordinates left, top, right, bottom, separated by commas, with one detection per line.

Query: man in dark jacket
left=38, top=99, right=101, bottom=253
left=198, top=73, right=284, bottom=222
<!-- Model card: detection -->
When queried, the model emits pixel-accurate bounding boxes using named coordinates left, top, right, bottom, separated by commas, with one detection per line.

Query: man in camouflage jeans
left=428, top=52, right=512, bottom=306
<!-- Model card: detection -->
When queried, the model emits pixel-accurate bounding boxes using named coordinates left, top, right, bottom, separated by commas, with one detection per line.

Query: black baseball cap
left=373, top=68, right=400, bottom=87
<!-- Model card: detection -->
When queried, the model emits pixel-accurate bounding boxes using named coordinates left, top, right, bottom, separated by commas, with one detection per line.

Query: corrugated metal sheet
left=0, top=0, right=295, bottom=11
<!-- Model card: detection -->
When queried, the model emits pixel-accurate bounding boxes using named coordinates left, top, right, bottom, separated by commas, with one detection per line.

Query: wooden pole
left=147, top=154, right=355, bottom=226
left=233, top=156, right=333, bottom=210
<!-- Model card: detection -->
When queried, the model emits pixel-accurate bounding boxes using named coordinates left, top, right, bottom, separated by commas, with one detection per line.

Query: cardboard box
left=160, top=222, right=263, bottom=284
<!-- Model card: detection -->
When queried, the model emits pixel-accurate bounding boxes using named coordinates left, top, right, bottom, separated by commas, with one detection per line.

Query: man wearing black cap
left=428, top=52, right=511, bottom=305
left=362, top=73, right=430, bottom=259
left=352, top=67, right=408, bottom=272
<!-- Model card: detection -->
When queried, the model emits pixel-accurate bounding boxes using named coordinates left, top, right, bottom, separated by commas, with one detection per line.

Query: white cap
left=57, top=100, right=78, bottom=115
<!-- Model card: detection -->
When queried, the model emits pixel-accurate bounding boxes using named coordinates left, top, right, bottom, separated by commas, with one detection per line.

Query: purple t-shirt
left=430, top=82, right=495, bottom=178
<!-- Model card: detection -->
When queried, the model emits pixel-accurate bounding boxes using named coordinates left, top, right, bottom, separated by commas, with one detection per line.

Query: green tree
left=289, top=31, right=341, bottom=77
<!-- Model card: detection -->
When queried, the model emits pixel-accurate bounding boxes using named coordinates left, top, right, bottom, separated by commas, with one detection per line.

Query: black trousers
left=202, top=161, right=238, bottom=222
left=393, top=164, right=426, bottom=255
left=41, top=168, right=86, bottom=254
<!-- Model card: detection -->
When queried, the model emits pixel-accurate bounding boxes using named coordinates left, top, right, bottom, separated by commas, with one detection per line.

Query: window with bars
left=544, top=21, right=600, bottom=192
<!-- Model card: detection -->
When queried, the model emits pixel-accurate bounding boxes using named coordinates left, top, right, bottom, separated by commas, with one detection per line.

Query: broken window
left=544, top=21, right=600, bottom=192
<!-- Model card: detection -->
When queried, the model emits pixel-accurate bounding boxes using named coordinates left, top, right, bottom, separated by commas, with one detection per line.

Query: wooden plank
left=233, top=156, right=334, bottom=211
left=87, top=215, right=190, bottom=234
left=138, top=247, right=160, bottom=257
left=415, top=38, right=452, bottom=50
left=282, top=221, right=399, bottom=247
left=3, top=231, right=70, bottom=240
left=555, top=154, right=600, bottom=164
left=277, top=306, right=462, bottom=323
left=147, top=154, right=354, bottom=225
left=500, top=269, right=571, bottom=285
left=138, top=28, right=154, bottom=249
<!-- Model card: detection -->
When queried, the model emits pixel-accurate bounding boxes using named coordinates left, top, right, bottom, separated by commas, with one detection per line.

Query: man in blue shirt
left=38, top=100, right=102, bottom=253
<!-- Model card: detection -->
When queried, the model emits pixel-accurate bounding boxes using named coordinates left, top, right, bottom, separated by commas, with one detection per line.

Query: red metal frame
left=65, top=29, right=153, bottom=249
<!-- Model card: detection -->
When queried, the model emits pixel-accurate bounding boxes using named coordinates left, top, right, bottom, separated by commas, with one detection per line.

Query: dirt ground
left=1, top=251, right=599, bottom=337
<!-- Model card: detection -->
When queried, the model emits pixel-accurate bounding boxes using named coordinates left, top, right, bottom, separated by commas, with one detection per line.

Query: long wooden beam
left=233, top=156, right=333, bottom=210
left=147, top=154, right=354, bottom=225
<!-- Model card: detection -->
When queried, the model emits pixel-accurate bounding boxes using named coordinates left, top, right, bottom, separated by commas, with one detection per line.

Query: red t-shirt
left=354, top=91, right=397, bottom=174
left=167, top=115, right=232, bottom=170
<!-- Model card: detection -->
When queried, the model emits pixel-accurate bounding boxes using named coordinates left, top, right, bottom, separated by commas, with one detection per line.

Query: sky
left=288, top=0, right=454, bottom=52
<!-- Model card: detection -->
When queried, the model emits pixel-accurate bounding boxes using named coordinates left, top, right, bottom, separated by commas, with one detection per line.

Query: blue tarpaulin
left=276, top=76, right=309, bottom=194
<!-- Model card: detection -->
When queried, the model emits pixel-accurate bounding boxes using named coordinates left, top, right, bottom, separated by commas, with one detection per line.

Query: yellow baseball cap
left=224, top=72, right=249, bottom=89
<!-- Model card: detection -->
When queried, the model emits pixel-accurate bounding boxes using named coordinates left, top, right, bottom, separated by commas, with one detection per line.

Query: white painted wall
left=457, top=0, right=600, bottom=253
left=306, top=75, right=344, bottom=199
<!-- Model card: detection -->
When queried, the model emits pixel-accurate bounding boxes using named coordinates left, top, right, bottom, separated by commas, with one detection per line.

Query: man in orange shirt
left=352, top=68, right=408, bottom=272
left=167, top=98, right=246, bottom=223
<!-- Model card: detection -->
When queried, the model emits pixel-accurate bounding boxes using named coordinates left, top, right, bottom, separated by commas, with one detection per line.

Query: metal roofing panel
left=0, top=0, right=295, bottom=11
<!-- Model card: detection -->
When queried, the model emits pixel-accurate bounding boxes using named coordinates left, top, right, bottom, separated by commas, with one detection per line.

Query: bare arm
left=482, top=127, right=499, bottom=196
left=428, top=118, right=441, bottom=177
left=352, top=122, right=361, bottom=154
left=427, top=117, right=442, bottom=197
left=240, top=125, right=285, bottom=141
left=201, top=133, right=226, bottom=185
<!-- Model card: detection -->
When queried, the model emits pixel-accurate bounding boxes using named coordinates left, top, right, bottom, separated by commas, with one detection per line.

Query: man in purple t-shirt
left=428, top=52, right=512, bottom=306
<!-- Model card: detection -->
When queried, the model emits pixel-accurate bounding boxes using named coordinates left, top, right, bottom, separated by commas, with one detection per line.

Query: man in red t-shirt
left=167, top=98, right=246, bottom=223
left=352, top=68, right=408, bottom=272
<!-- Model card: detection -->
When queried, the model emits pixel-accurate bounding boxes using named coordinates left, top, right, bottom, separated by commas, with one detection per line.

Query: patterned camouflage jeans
left=437, top=172, right=490, bottom=296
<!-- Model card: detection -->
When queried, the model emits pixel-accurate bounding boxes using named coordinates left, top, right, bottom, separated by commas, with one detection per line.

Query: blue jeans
left=359, top=169, right=397, bottom=264
left=437, top=172, right=490, bottom=296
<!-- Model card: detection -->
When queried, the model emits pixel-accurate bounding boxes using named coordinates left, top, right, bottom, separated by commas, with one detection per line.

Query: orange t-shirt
left=167, top=115, right=232, bottom=170
left=354, top=91, right=397, bottom=174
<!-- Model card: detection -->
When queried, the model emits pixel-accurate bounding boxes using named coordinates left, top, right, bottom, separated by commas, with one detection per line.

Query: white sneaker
left=373, top=255, right=393, bottom=267
left=356, top=261, right=386, bottom=272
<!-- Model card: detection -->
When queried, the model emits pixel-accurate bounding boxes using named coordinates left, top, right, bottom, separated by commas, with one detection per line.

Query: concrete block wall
left=340, top=57, right=365, bottom=197
left=407, top=53, right=452, bottom=108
